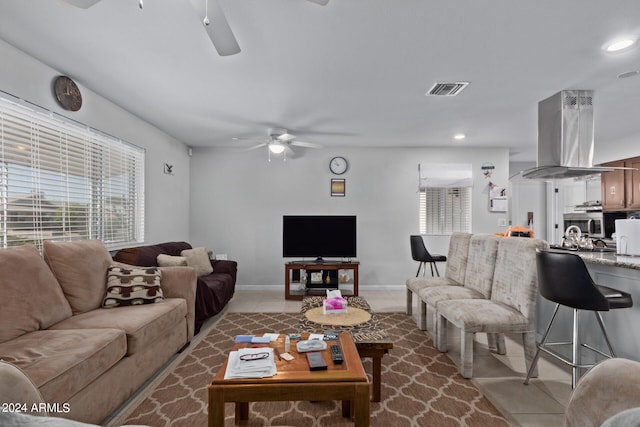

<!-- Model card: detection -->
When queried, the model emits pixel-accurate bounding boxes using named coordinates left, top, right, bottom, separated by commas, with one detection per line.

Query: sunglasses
left=239, top=352, right=269, bottom=361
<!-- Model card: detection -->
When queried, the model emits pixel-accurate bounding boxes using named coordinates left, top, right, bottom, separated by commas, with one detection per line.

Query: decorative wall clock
left=54, top=76, right=83, bottom=111
left=329, top=156, right=348, bottom=175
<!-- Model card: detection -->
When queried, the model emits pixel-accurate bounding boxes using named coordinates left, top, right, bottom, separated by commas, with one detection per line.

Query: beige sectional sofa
left=0, top=240, right=197, bottom=424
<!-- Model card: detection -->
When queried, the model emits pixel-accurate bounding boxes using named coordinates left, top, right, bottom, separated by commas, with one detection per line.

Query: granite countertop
left=568, top=250, right=640, bottom=271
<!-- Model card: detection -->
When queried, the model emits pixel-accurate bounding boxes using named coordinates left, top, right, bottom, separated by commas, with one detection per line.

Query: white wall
left=0, top=40, right=190, bottom=244
left=190, top=146, right=510, bottom=289
left=595, top=132, right=640, bottom=165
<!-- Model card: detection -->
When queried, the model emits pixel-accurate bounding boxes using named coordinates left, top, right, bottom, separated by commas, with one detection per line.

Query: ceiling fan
left=61, top=0, right=329, bottom=56
left=240, top=128, right=323, bottom=161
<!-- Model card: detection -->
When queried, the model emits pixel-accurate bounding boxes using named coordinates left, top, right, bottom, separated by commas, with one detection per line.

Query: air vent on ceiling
left=426, top=81, right=469, bottom=96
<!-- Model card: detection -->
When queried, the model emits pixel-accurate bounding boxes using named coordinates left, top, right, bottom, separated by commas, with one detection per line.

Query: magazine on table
left=224, top=347, right=277, bottom=379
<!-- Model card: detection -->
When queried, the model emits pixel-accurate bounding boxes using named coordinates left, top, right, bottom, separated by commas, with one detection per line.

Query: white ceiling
left=1, top=0, right=640, bottom=162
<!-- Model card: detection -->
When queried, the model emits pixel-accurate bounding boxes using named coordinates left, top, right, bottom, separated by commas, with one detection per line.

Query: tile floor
left=226, top=289, right=573, bottom=427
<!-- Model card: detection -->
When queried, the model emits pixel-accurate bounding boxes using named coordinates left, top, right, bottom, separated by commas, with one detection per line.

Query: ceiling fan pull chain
left=203, top=0, right=210, bottom=26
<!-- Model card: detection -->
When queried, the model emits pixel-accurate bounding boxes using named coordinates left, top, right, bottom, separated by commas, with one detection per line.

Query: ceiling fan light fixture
left=269, top=142, right=286, bottom=154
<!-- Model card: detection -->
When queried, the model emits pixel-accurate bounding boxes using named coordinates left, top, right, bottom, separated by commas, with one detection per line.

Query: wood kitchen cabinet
left=601, top=160, right=626, bottom=210
left=626, top=157, right=640, bottom=210
left=601, top=157, right=640, bottom=211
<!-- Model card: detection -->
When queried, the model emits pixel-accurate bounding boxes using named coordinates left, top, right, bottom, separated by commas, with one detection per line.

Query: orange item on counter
left=504, top=225, right=534, bottom=238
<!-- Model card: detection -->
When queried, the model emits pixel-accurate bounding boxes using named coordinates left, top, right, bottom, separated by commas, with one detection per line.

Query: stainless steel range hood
left=521, top=90, right=622, bottom=179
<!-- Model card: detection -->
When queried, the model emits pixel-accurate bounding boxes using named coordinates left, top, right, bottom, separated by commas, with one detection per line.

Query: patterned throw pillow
left=103, top=266, right=164, bottom=308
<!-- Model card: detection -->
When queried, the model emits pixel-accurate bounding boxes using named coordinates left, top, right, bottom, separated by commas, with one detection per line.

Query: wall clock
left=329, top=156, right=349, bottom=175
left=54, top=76, right=83, bottom=111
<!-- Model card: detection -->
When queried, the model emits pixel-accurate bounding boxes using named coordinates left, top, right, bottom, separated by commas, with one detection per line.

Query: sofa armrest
left=158, top=266, right=197, bottom=341
left=211, top=260, right=238, bottom=281
left=565, top=358, right=640, bottom=427
left=0, top=361, right=46, bottom=414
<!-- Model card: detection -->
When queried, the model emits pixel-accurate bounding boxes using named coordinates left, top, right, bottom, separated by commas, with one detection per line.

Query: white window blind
left=419, top=187, right=472, bottom=235
left=418, top=163, right=472, bottom=235
left=0, top=96, right=144, bottom=249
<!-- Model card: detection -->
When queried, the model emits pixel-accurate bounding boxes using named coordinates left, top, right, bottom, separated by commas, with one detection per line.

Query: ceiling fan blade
left=61, top=0, right=102, bottom=8
left=203, top=0, right=241, bottom=56
left=306, top=0, right=329, bottom=5
left=290, top=140, right=323, bottom=149
left=284, top=145, right=299, bottom=159
left=243, top=142, right=267, bottom=151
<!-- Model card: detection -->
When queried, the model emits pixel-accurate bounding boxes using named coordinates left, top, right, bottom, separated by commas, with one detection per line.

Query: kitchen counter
left=568, top=250, right=640, bottom=270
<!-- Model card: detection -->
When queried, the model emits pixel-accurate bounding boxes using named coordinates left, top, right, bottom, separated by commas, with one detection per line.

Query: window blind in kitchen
left=0, top=95, right=145, bottom=250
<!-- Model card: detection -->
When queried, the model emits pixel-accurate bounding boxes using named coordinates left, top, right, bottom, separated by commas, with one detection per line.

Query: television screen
left=283, top=215, right=356, bottom=260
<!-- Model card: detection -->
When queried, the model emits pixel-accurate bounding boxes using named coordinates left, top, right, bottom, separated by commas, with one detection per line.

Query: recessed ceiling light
left=453, top=133, right=466, bottom=140
left=604, top=38, right=637, bottom=52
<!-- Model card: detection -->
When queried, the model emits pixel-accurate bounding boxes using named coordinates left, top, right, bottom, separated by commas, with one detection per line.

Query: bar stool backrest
left=410, top=235, right=436, bottom=263
left=536, top=250, right=610, bottom=311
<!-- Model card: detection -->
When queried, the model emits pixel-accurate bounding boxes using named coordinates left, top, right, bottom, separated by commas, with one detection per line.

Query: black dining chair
left=524, top=250, right=633, bottom=388
left=409, top=235, right=447, bottom=277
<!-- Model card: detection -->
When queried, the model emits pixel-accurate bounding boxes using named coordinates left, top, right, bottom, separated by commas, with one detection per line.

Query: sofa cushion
left=156, top=254, right=187, bottom=267
left=103, top=266, right=164, bottom=308
left=180, top=247, right=213, bottom=277
left=49, top=298, right=187, bottom=356
left=0, top=245, right=72, bottom=344
left=43, top=240, right=113, bottom=315
left=0, top=329, right=126, bottom=403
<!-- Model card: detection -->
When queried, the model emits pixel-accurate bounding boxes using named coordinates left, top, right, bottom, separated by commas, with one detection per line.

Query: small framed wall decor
left=331, top=179, right=345, bottom=197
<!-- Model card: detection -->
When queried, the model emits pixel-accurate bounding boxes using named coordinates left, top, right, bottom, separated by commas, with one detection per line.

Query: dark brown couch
left=113, top=241, right=237, bottom=334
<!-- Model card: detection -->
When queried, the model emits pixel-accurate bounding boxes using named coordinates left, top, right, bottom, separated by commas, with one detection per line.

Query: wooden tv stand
left=285, top=261, right=359, bottom=300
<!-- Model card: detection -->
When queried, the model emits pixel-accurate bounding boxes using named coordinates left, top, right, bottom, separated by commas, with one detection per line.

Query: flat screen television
left=283, top=215, right=356, bottom=261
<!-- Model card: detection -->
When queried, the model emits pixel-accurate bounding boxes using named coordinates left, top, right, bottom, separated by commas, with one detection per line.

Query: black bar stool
left=409, top=235, right=447, bottom=277
left=524, top=250, right=633, bottom=388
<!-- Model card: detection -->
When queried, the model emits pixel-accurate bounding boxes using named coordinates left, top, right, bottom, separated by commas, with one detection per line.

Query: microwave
left=563, top=212, right=627, bottom=239
left=563, top=212, right=604, bottom=238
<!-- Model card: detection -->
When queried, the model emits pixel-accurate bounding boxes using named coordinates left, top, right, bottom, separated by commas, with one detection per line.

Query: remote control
left=330, top=345, right=344, bottom=364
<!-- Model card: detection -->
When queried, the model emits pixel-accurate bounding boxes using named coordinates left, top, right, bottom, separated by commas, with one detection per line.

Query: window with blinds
left=0, top=96, right=144, bottom=250
left=419, top=187, right=471, bottom=235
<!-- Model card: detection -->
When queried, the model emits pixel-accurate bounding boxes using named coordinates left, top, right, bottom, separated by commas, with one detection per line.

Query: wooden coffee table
left=208, top=332, right=369, bottom=427
left=300, top=296, right=394, bottom=402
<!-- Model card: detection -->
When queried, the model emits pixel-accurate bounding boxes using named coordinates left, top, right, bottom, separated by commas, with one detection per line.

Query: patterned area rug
left=122, top=312, right=514, bottom=426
